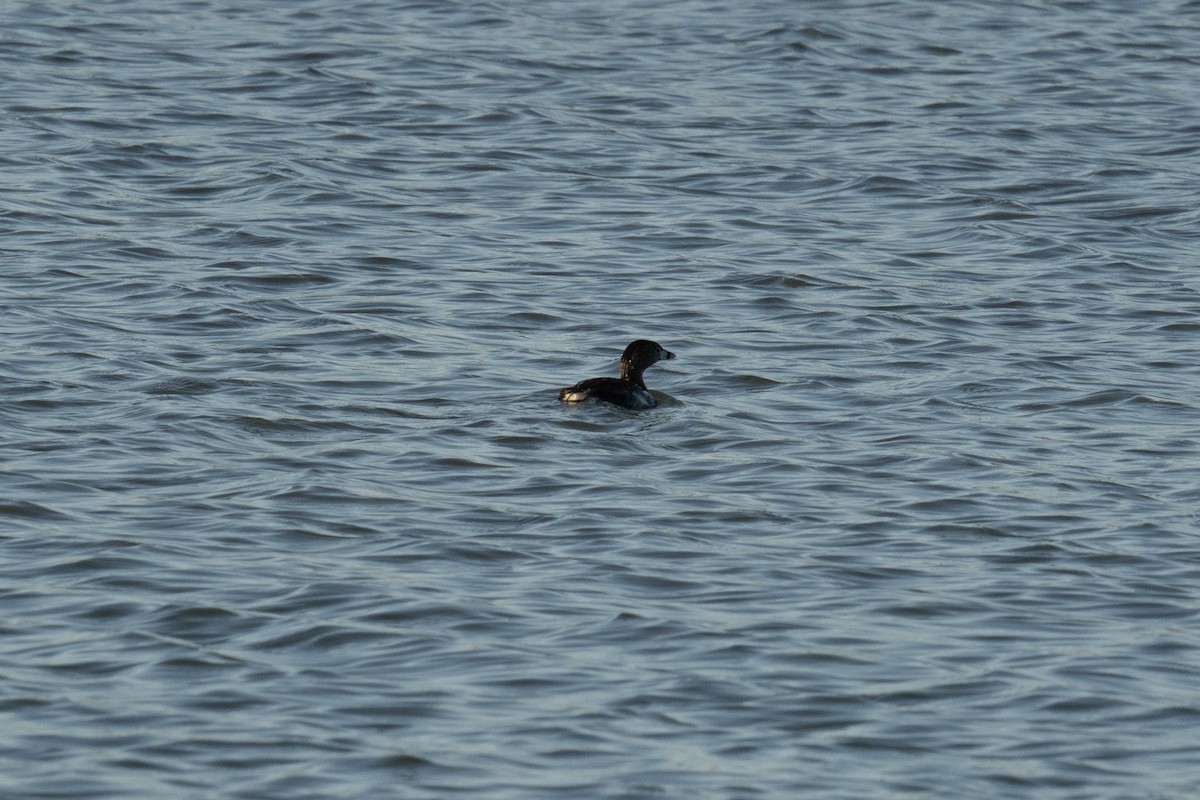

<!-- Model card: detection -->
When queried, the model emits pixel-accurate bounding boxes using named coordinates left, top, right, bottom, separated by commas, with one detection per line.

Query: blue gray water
left=4, top=1, right=1200, bottom=797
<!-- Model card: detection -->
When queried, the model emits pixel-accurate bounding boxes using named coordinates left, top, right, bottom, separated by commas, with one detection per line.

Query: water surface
left=4, top=1, right=1200, bottom=797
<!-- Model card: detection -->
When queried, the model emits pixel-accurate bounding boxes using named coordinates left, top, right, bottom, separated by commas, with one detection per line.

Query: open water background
left=4, top=1, right=1200, bottom=797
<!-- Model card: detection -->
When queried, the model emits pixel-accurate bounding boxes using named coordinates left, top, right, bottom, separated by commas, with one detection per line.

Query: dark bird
left=558, top=340, right=675, bottom=410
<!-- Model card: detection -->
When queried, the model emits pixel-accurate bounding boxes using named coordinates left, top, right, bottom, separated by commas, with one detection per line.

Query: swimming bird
left=557, top=339, right=675, bottom=410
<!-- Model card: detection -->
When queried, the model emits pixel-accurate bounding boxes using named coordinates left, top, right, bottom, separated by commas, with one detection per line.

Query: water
left=3, top=0, right=1200, bottom=797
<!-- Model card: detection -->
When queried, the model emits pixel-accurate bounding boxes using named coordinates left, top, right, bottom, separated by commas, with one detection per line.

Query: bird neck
left=620, top=362, right=646, bottom=388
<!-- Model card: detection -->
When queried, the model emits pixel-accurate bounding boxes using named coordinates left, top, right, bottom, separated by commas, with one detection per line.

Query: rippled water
left=4, top=1, right=1200, bottom=797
